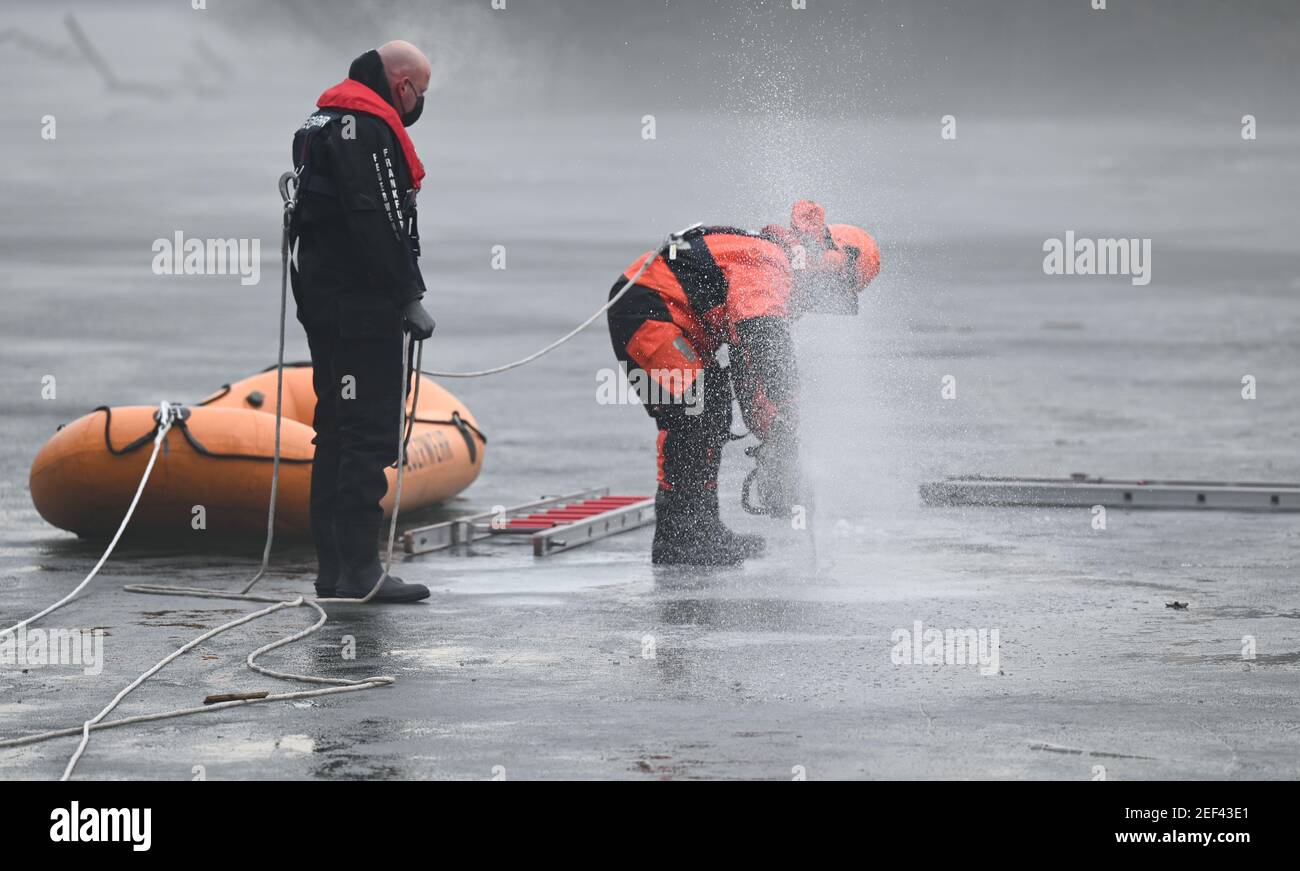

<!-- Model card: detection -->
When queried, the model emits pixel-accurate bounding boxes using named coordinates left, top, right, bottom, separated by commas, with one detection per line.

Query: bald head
left=377, top=40, right=431, bottom=118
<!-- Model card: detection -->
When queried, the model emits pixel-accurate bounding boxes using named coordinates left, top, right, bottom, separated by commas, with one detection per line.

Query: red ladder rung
left=528, top=512, right=605, bottom=521
left=506, top=496, right=652, bottom=528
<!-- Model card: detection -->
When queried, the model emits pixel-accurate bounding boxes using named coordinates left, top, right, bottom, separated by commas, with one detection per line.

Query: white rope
left=238, top=167, right=301, bottom=597
left=0, top=680, right=392, bottom=750
left=60, top=598, right=296, bottom=780
left=0, top=402, right=176, bottom=638
left=240, top=213, right=291, bottom=594
left=421, top=239, right=670, bottom=378
left=52, top=597, right=395, bottom=780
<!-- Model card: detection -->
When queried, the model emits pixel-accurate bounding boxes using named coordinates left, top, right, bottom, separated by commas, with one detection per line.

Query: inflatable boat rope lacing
left=1, top=178, right=683, bottom=779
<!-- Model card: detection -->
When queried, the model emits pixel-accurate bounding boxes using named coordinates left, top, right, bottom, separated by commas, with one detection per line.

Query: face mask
left=401, top=82, right=424, bottom=127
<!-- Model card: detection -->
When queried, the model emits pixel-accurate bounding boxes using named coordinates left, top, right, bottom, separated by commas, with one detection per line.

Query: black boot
left=701, top=486, right=766, bottom=559
left=334, top=557, right=430, bottom=603
left=334, top=521, right=429, bottom=603
left=313, top=571, right=338, bottom=599
left=652, top=487, right=748, bottom=566
left=310, top=520, right=340, bottom=598
left=309, top=445, right=342, bottom=598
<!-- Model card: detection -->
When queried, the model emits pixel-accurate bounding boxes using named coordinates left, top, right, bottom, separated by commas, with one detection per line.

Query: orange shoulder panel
left=623, top=250, right=683, bottom=298
left=622, top=250, right=709, bottom=348
left=703, top=234, right=793, bottom=322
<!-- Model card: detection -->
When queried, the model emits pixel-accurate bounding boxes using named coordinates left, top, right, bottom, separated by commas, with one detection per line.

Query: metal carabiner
left=278, top=170, right=299, bottom=205
left=278, top=170, right=300, bottom=230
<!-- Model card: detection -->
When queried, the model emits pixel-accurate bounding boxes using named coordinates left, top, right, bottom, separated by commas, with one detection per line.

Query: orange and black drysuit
left=607, top=203, right=880, bottom=563
left=607, top=225, right=799, bottom=501
left=611, top=205, right=883, bottom=566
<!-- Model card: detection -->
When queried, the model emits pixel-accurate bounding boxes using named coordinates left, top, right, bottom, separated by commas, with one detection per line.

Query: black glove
left=400, top=298, right=435, bottom=340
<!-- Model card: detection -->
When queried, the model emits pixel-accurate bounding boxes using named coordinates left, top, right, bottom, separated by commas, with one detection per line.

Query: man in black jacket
left=290, top=41, right=436, bottom=603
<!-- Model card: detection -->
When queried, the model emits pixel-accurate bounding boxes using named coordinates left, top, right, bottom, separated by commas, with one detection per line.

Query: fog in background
left=99, top=0, right=1300, bottom=116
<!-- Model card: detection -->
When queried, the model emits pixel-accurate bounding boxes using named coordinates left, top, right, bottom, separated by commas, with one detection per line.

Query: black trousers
left=301, top=295, right=405, bottom=580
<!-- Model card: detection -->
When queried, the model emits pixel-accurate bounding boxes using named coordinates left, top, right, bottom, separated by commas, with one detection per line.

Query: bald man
left=289, top=42, right=436, bottom=603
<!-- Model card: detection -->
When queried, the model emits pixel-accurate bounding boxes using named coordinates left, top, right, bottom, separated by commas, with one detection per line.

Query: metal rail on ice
left=920, top=475, right=1300, bottom=511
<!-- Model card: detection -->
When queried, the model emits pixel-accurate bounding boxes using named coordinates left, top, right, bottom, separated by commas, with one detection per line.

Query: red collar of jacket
left=316, top=78, right=425, bottom=190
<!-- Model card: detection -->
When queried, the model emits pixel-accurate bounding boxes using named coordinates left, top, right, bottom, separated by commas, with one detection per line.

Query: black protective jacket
left=289, top=50, right=425, bottom=327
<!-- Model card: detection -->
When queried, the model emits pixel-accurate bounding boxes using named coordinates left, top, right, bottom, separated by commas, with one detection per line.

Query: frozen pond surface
left=1, top=2, right=1297, bottom=779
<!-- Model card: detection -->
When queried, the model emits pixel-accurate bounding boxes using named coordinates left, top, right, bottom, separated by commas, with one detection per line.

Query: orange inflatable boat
left=29, top=364, right=486, bottom=539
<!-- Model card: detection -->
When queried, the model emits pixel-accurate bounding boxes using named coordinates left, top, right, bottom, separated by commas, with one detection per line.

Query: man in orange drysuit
left=606, top=201, right=880, bottom=565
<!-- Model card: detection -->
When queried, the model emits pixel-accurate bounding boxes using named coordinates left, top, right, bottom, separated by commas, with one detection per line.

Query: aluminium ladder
left=403, top=487, right=656, bottom=557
